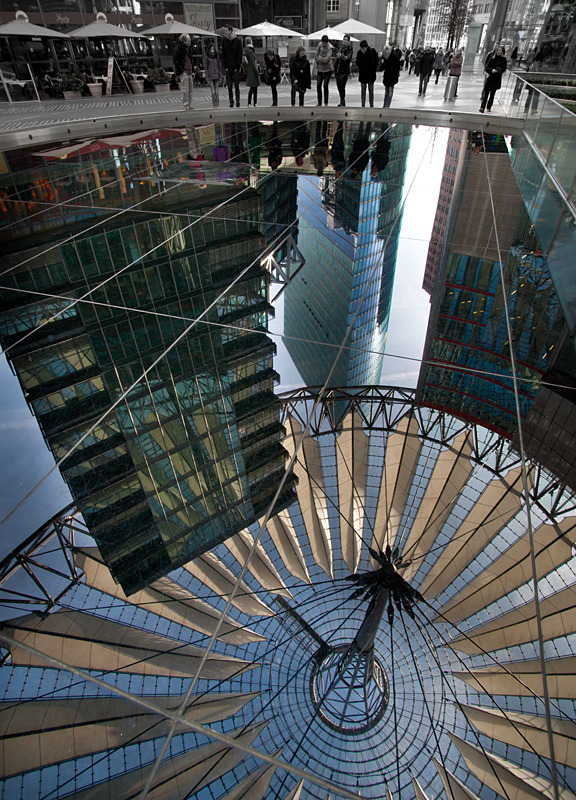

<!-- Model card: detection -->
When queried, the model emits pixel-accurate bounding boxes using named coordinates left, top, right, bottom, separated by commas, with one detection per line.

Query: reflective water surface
left=0, top=117, right=575, bottom=800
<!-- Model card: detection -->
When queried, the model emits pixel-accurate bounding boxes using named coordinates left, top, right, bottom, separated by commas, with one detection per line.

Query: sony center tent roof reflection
left=0, top=114, right=575, bottom=800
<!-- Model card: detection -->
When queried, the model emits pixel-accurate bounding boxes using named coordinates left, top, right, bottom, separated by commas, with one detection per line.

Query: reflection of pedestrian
left=290, top=46, right=311, bottom=106
left=312, top=119, right=329, bottom=176
left=266, top=121, right=283, bottom=171
left=291, top=121, right=311, bottom=166
left=264, top=49, right=281, bottom=106
left=349, top=123, right=371, bottom=180
left=334, top=35, right=353, bottom=106
left=448, top=48, right=463, bottom=97
left=222, top=25, right=242, bottom=108
left=371, top=125, right=391, bottom=178
left=356, top=39, right=378, bottom=107
left=380, top=46, right=401, bottom=108
left=173, top=33, right=194, bottom=110
left=480, top=45, right=507, bottom=112
left=330, top=120, right=345, bottom=176
left=204, top=44, right=222, bottom=107
left=315, top=35, right=333, bottom=106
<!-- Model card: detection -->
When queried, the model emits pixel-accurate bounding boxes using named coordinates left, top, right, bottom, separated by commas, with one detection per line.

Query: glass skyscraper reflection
left=0, top=151, right=295, bottom=594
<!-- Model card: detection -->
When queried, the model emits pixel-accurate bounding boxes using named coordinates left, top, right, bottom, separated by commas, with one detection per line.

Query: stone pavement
left=0, top=60, right=515, bottom=142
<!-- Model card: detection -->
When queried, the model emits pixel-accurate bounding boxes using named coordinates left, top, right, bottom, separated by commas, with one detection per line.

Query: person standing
left=480, top=44, right=507, bottom=112
left=356, top=39, right=378, bottom=107
left=315, top=34, right=333, bottom=106
left=380, top=46, right=401, bottom=108
left=289, top=46, right=311, bottom=106
left=244, top=36, right=260, bottom=107
left=448, top=48, right=463, bottom=96
left=222, top=25, right=243, bottom=108
left=203, top=44, right=222, bottom=107
left=418, top=46, right=434, bottom=96
left=433, top=48, right=444, bottom=83
left=334, top=34, right=353, bottom=106
left=173, top=33, right=195, bottom=110
left=264, top=49, right=281, bottom=106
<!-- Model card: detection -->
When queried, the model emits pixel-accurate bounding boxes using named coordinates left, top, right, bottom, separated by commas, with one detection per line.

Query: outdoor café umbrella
left=0, top=10, right=70, bottom=39
left=332, top=18, right=387, bottom=35
left=305, top=26, right=359, bottom=41
left=144, top=13, right=212, bottom=37
left=70, top=12, right=150, bottom=39
left=237, top=20, right=304, bottom=38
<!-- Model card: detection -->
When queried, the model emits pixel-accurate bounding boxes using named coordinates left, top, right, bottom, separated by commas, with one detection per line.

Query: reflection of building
left=0, top=169, right=295, bottom=594
left=418, top=132, right=570, bottom=438
left=284, top=123, right=411, bottom=390
left=423, top=130, right=465, bottom=293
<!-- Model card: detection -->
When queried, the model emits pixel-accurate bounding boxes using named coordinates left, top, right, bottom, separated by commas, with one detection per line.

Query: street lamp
left=355, top=0, right=360, bottom=20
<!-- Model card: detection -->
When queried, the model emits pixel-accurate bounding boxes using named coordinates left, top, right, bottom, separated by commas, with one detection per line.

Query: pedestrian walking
left=290, top=46, right=311, bottom=106
left=408, top=50, right=416, bottom=74
left=448, top=48, right=463, bottom=96
left=418, top=47, right=434, bottom=96
left=480, top=44, right=507, bottom=112
left=315, top=35, right=333, bottom=106
left=334, top=34, right=353, bottom=106
left=222, top=25, right=243, bottom=108
left=433, top=48, right=444, bottom=83
left=203, top=44, right=222, bottom=107
left=379, top=46, right=401, bottom=108
left=404, top=48, right=411, bottom=70
left=173, top=33, right=195, bottom=110
left=244, top=36, right=260, bottom=107
left=264, top=49, right=281, bottom=106
left=356, top=39, right=378, bottom=107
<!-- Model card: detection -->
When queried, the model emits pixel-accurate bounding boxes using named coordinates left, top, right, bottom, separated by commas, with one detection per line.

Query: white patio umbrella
left=0, top=10, right=70, bottom=38
left=237, top=20, right=305, bottom=38
left=305, top=26, right=359, bottom=42
left=70, top=13, right=149, bottom=39
left=144, top=13, right=214, bottom=37
left=332, top=18, right=387, bottom=35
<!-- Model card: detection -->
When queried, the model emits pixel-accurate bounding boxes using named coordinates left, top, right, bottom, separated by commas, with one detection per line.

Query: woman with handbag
left=264, top=49, right=281, bottom=106
left=203, top=44, right=222, bottom=107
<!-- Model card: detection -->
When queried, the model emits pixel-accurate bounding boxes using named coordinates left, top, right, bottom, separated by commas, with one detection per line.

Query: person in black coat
left=264, top=49, right=281, bottom=106
left=380, top=46, right=401, bottom=107
left=356, top=40, right=378, bottom=107
left=418, top=47, right=434, bottom=96
left=173, top=33, right=195, bottom=110
left=334, top=35, right=353, bottom=106
left=289, top=46, right=311, bottom=106
left=222, top=25, right=243, bottom=107
left=480, top=45, right=507, bottom=112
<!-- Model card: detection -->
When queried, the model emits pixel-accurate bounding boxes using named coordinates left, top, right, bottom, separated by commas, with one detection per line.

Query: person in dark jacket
left=380, top=46, right=401, bottom=107
left=356, top=40, right=378, bottom=107
left=334, top=34, right=353, bottom=106
left=222, top=25, right=243, bottom=107
left=418, top=47, right=434, bottom=96
left=264, top=49, right=281, bottom=106
left=173, top=33, right=195, bottom=110
left=448, top=48, right=463, bottom=96
left=480, top=44, right=507, bottom=111
left=289, top=46, right=311, bottom=106
left=244, top=36, right=260, bottom=107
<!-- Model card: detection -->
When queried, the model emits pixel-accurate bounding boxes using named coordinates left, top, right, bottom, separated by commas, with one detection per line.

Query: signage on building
left=274, top=16, right=303, bottom=30
left=400, top=14, right=412, bottom=27
left=183, top=3, right=215, bottom=31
